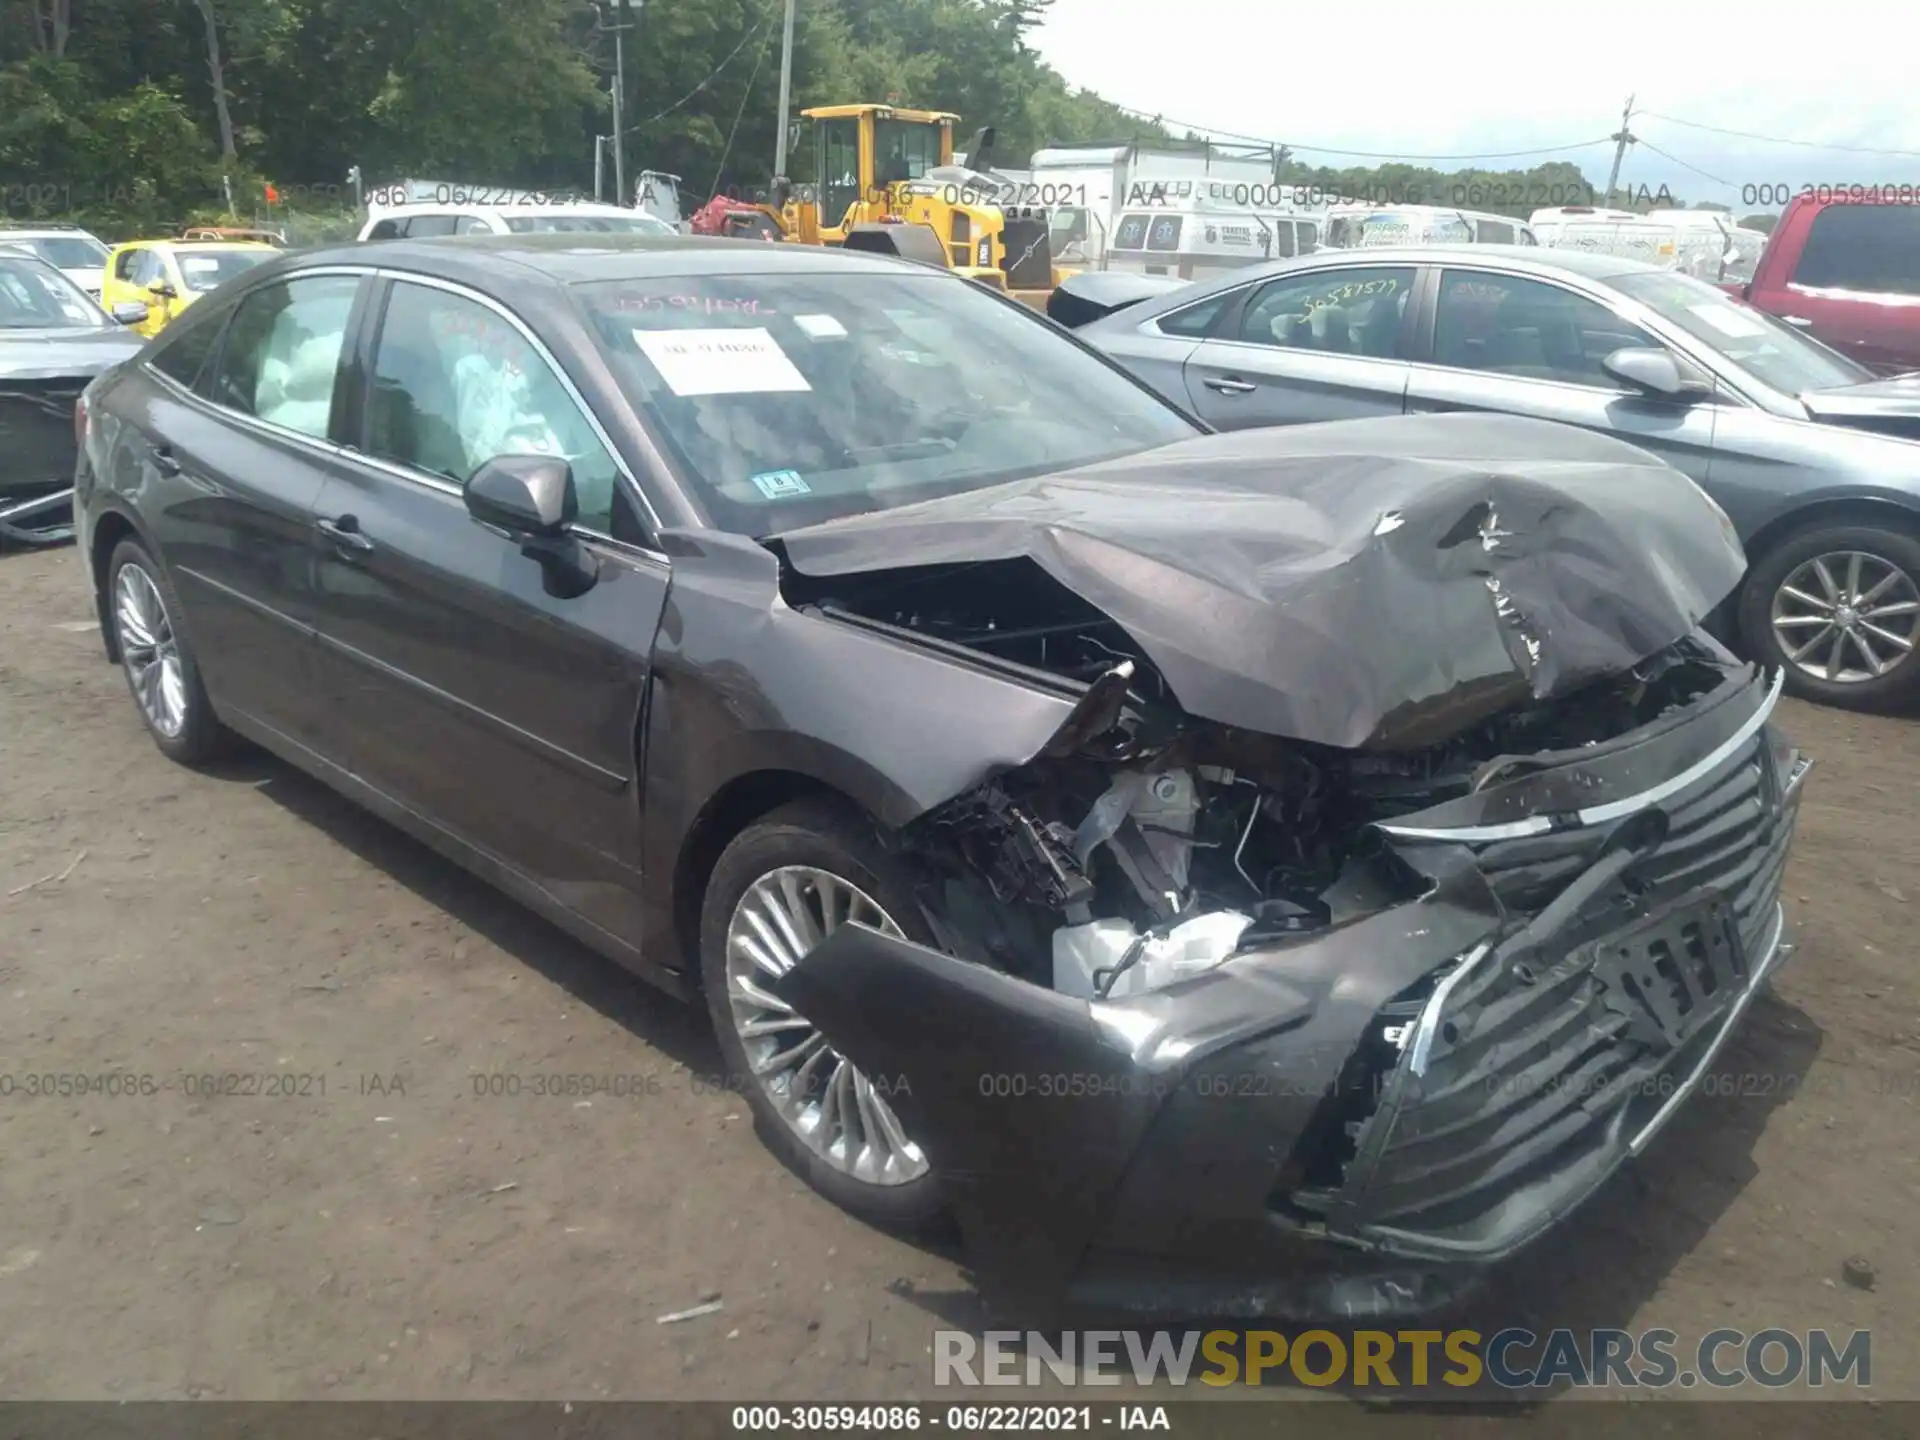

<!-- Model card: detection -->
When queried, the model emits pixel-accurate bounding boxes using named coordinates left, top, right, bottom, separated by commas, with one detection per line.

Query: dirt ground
left=1, top=541, right=1916, bottom=1407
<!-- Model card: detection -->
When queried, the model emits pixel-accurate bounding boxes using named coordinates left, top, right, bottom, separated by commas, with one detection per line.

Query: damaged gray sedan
left=76, top=237, right=1807, bottom=1322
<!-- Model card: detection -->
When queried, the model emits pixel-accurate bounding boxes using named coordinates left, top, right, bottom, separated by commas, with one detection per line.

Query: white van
left=1535, top=209, right=1763, bottom=284
left=1323, top=205, right=1536, bottom=249
left=1528, top=205, right=1639, bottom=246
left=1102, top=204, right=1321, bottom=281
left=1644, top=209, right=1767, bottom=284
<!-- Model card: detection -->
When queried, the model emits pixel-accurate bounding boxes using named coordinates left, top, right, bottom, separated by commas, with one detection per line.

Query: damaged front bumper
left=774, top=664, right=1809, bottom=1321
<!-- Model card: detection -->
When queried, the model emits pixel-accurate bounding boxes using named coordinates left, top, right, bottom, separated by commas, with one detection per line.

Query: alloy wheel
left=114, top=562, right=188, bottom=738
left=723, top=865, right=930, bottom=1187
left=1771, top=550, right=1920, bottom=684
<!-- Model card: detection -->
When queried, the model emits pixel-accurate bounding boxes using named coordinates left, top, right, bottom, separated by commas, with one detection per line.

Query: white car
left=358, top=199, right=677, bottom=242
left=1323, top=205, right=1536, bottom=249
left=0, top=225, right=111, bottom=298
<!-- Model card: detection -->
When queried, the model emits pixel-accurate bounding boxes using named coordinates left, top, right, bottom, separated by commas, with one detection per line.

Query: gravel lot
left=1, top=542, right=1916, bottom=1406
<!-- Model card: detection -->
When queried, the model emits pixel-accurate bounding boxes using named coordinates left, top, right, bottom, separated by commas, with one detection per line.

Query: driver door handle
left=1781, top=315, right=1814, bottom=327
left=151, top=445, right=182, bottom=476
left=316, top=514, right=375, bottom=555
left=1202, top=376, right=1257, bottom=395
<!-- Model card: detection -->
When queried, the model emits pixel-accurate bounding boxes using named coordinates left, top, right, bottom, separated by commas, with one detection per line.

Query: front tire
left=106, top=538, right=233, bottom=764
left=699, top=799, right=945, bottom=1231
left=1739, top=522, right=1920, bottom=711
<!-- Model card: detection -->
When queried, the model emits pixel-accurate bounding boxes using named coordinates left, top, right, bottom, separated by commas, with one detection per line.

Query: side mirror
left=465, top=454, right=600, bottom=596
left=110, top=300, right=150, bottom=326
left=1602, top=346, right=1712, bottom=401
left=464, top=454, right=574, bottom=537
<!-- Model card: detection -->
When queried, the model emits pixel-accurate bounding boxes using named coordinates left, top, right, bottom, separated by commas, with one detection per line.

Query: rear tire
left=106, top=538, right=235, bottom=765
left=1739, top=522, right=1920, bottom=711
left=699, top=798, right=946, bottom=1231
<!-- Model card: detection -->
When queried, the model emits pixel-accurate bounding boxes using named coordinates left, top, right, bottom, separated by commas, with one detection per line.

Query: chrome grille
left=1315, top=733, right=1802, bottom=1251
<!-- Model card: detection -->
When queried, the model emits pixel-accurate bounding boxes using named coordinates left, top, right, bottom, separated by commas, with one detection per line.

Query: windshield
left=17, top=235, right=109, bottom=270
left=176, top=248, right=272, bottom=293
left=575, top=271, right=1197, bottom=535
left=1611, top=269, right=1873, bottom=393
left=504, top=214, right=676, bottom=234
left=0, top=255, right=104, bottom=328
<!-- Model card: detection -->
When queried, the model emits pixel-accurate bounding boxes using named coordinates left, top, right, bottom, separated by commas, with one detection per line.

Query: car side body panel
left=634, top=528, right=1082, bottom=974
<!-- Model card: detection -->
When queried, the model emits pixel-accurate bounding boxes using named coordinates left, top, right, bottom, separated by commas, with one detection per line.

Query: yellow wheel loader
left=776, top=104, right=1061, bottom=311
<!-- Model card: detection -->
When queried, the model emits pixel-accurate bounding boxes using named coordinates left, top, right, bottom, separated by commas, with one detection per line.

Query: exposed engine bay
left=786, top=557, right=1733, bottom=999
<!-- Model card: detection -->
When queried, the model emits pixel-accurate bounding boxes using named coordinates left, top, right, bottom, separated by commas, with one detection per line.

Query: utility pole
left=595, top=1, right=635, bottom=205
left=772, top=0, right=798, bottom=184
left=1603, top=94, right=1636, bottom=209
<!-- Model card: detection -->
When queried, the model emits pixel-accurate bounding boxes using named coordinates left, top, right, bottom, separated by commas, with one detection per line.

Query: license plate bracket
left=1592, top=896, right=1745, bottom=1053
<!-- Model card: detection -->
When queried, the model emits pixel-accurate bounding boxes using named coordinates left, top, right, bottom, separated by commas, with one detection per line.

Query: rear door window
left=1793, top=204, right=1920, bottom=296
left=366, top=217, right=406, bottom=240
left=205, top=274, right=362, bottom=438
left=149, top=309, right=227, bottom=389
left=1233, top=266, right=1416, bottom=357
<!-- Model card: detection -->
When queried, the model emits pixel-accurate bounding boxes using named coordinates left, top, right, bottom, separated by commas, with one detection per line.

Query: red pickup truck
left=1735, top=193, right=1920, bottom=374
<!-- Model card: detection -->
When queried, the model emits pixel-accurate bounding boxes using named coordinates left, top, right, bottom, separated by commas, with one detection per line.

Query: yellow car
left=100, top=239, right=276, bottom=336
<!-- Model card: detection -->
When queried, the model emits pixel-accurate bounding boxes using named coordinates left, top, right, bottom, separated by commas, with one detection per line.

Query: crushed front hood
left=775, top=413, right=1748, bottom=750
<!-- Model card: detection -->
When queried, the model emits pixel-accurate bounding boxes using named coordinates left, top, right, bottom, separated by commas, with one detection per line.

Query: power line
left=1636, top=109, right=1920, bottom=158
left=1107, top=104, right=1614, bottom=160
left=626, top=4, right=780, bottom=137
left=710, top=15, right=779, bottom=196
left=1633, top=137, right=1733, bottom=187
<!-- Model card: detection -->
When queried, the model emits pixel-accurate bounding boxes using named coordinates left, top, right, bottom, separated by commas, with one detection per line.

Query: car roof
left=113, top=238, right=273, bottom=251
left=290, top=231, right=948, bottom=285
left=1176, top=243, right=1665, bottom=293
left=367, top=201, right=662, bottom=220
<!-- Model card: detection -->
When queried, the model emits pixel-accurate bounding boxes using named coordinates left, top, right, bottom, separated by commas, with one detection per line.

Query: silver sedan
left=1074, top=245, right=1920, bottom=711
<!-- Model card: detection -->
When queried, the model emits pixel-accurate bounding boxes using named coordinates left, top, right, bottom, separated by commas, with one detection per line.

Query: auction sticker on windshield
left=631, top=326, right=810, bottom=396
left=750, top=469, right=811, bottom=498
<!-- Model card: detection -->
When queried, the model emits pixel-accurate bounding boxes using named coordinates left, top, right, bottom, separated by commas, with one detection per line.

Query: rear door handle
left=1202, top=376, right=1257, bottom=395
left=316, top=514, right=375, bottom=555
left=151, top=445, right=182, bottom=476
left=1781, top=315, right=1814, bottom=327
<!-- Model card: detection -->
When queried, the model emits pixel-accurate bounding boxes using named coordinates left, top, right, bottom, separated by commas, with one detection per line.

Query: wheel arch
left=669, top=768, right=876, bottom=989
left=89, top=505, right=148, bottom=663
left=1740, top=494, right=1920, bottom=575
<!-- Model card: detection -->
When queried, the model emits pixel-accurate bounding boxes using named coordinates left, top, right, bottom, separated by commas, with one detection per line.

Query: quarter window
left=1156, top=294, right=1228, bottom=338
left=364, top=282, right=621, bottom=532
left=1432, top=271, right=1656, bottom=386
left=205, top=274, right=360, bottom=438
left=1234, top=266, right=1415, bottom=357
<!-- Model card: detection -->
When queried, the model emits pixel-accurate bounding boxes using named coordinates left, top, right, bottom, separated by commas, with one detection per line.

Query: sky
left=1029, top=0, right=1920, bottom=210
